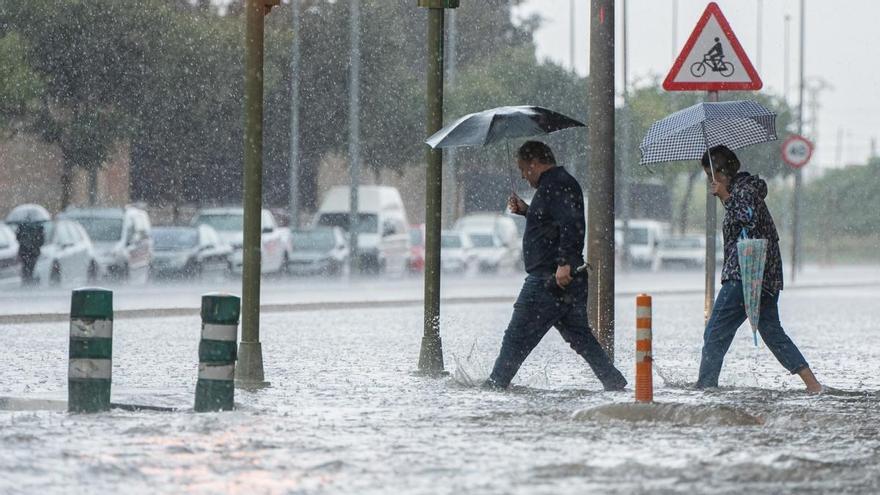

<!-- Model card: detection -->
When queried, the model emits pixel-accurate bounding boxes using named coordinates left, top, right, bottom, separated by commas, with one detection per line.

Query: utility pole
left=784, top=14, right=790, bottom=103
left=791, top=0, right=804, bottom=283
left=418, top=0, right=457, bottom=375
left=444, top=8, right=458, bottom=227
left=704, top=91, right=718, bottom=323
left=587, top=0, right=615, bottom=359
left=570, top=0, right=576, bottom=72
left=620, top=0, right=631, bottom=272
left=237, top=0, right=279, bottom=390
left=671, top=0, right=678, bottom=60
left=756, top=0, right=763, bottom=73
left=348, top=0, right=362, bottom=276
left=288, top=0, right=301, bottom=228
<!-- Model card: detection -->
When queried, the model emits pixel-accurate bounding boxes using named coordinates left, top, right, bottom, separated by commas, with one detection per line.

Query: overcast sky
left=514, top=0, right=880, bottom=168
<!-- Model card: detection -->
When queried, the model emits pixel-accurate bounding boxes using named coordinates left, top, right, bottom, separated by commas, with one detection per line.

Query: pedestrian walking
left=16, top=220, right=44, bottom=285
left=696, top=145, right=823, bottom=393
left=483, top=141, right=627, bottom=391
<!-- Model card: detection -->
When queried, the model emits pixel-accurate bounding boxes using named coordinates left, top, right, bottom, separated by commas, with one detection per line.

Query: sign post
left=663, top=2, right=762, bottom=323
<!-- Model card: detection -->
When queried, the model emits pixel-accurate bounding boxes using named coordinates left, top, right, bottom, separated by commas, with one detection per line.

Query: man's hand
left=555, top=264, right=572, bottom=289
left=507, top=193, right=528, bottom=216
left=710, top=181, right=730, bottom=202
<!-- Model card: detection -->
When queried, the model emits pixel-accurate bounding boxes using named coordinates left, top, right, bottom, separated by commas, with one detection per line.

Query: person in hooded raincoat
left=696, top=145, right=823, bottom=393
left=16, top=221, right=45, bottom=285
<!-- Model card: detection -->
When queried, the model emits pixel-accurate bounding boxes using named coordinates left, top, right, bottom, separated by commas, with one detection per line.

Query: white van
left=313, top=185, right=410, bottom=275
left=614, top=219, right=671, bottom=268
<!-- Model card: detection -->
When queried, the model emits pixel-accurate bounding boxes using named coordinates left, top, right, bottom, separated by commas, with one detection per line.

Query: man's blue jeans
left=488, top=274, right=627, bottom=390
left=696, top=280, right=810, bottom=388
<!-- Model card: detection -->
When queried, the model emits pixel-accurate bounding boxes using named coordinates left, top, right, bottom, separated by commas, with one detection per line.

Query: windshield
left=153, top=229, right=198, bottom=250
left=441, top=234, right=461, bottom=248
left=72, top=217, right=123, bottom=242
left=316, top=213, right=378, bottom=234
left=662, top=237, right=702, bottom=249
left=194, top=213, right=243, bottom=232
left=292, top=230, right=335, bottom=251
left=468, top=233, right=496, bottom=248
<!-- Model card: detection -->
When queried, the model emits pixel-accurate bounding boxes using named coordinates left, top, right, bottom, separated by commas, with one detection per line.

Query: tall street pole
left=620, top=0, right=631, bottom=272
left=289, top=0, right=301, bottom=228
left=348, top=0, right=362, bottom=276
left=237, top=0, right=277, bottom=390
left=704, top=91, right=719, bottom=324
left=587, top=0, right=615, bottom=359
left=418, top=0, right=457, bottom=375
left=791, top=0, right=805, bottom=283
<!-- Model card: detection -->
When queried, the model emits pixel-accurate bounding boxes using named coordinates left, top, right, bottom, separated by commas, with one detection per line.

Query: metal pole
left=620, top=0, right=630, bottom=272
left=348, top=0, right=362, bottom=276
left=791, top=0, right=804, bottom=282
left=289, top=0, right=301, bottom=228
left=587, top=0, right=615, bottom=359
left=237, top=0, right=268, bottom=389
left=445, top=8, right=458, bottom=227
left=570, top=0, right=576, bottom=72
left=784, top=14, right=791, bottom=104
left=756, top=0, right=763, bottom=73
left=704, top=90, right=719, bottom=324
left=671, top=0, right=678, bottom=61
left=418, top=3, right=446, bottom=374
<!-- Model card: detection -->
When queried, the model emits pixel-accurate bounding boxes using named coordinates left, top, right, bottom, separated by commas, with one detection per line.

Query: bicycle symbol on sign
left=690, top=37, right=735, bottom=78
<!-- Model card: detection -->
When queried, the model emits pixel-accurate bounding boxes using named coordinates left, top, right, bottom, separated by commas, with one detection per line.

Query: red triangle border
left=663, top=2, right=763, bottom=91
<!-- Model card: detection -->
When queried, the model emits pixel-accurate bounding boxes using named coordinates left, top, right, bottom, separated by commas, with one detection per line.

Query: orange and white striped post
left=635, top=294, right=653, bottom=402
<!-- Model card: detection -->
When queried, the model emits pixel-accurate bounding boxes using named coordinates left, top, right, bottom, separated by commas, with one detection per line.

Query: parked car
left=454, top=212, right=521, bottom=248
left=312, top=185, right=411, bottom=275
left=0, top=223, right=21, bottom=288
left=408, top=224, right=425, bottom=273
left=615, top=219, right=671, bottom=269
left=149, top=225, right=232, bottom=280
left=465, top=231, right=519, bottom=273
left=441, top=230, right=474, bottom=274
left=288, top=227, right=349, bottom=277
left=192, top=207, right=291, bottom=275
left=33, top=219, right=98, bottom=286
left=652, top=234, right=724, bottom=271
left=58, top=206, right=151, bottom=283
left=454, top=212, right=522, bottom=270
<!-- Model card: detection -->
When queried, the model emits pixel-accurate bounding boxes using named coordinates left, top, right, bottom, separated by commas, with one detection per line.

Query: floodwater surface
left=1, top=286, right=878, bottom=494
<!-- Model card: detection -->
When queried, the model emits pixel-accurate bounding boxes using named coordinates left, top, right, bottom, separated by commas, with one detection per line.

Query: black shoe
left=481, top=378, right=506, bottom=390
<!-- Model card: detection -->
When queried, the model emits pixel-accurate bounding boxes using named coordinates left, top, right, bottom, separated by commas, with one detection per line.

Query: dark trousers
left=696, top=280, right=809, bottom=388
left=488, top=274, right=627, bottom=390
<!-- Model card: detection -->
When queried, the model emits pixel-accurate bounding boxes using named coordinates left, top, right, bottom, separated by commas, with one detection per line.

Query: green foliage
left=0, top=31, right=43, bottom=127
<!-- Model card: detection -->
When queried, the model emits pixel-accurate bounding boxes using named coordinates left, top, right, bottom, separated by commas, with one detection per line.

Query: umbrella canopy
left=425, top=105, right=585, bottom=149
left=737, top=237, right=768, bottom=346
left=5, top=204, right=51, bottom=224
left=639, top=100, right=777, bottom=165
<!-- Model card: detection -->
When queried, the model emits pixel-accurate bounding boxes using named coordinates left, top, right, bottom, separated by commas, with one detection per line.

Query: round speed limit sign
left=782, top=134, right=813, bottom=169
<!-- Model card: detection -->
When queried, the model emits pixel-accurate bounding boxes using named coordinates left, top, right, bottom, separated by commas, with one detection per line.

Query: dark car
left=149, top=225, right=232, bottom=280
left=288, top=227, right=349, bottom=276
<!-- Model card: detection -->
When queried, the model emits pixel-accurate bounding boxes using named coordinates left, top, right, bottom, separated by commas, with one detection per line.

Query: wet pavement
left=1, top=283, right=879, bottom=494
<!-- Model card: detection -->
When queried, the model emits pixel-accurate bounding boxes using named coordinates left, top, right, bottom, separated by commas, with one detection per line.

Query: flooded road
left=1, top=285, right=879, bottom=494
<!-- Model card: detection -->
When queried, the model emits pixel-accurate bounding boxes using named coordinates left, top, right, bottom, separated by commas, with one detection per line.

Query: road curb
left=0, top=280, right=878, bottom=325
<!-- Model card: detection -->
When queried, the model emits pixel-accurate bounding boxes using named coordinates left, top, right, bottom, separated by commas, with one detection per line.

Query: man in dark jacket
left=484, top=141, right=627, bottom=391
left=16, top=221, right=44, bottom=285
left=696, top=145, right=822, bottom=392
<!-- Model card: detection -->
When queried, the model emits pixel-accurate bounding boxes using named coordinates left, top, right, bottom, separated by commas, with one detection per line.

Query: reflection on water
left=1, top=288, right=879, bottom=494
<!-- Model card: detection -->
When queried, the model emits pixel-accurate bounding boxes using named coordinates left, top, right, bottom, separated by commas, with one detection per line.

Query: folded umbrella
left=737, top=211, right=768, bottom=347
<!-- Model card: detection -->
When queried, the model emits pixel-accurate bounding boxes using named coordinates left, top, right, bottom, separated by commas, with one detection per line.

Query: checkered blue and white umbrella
left=638, top=100, right=777, bottom=166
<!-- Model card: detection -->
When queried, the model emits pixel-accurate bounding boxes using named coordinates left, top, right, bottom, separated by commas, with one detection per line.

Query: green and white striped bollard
left=195, top=293, right=240, bottom=412
left=68, top=288, right=113, bottom=413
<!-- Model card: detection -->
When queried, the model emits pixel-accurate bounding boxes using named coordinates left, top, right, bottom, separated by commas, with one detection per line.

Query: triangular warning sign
left=663, top=2, right=762, bottom=91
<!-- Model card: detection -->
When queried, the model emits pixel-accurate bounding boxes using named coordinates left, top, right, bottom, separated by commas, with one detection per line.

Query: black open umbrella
left=425, top=105, right=585, bottom=149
